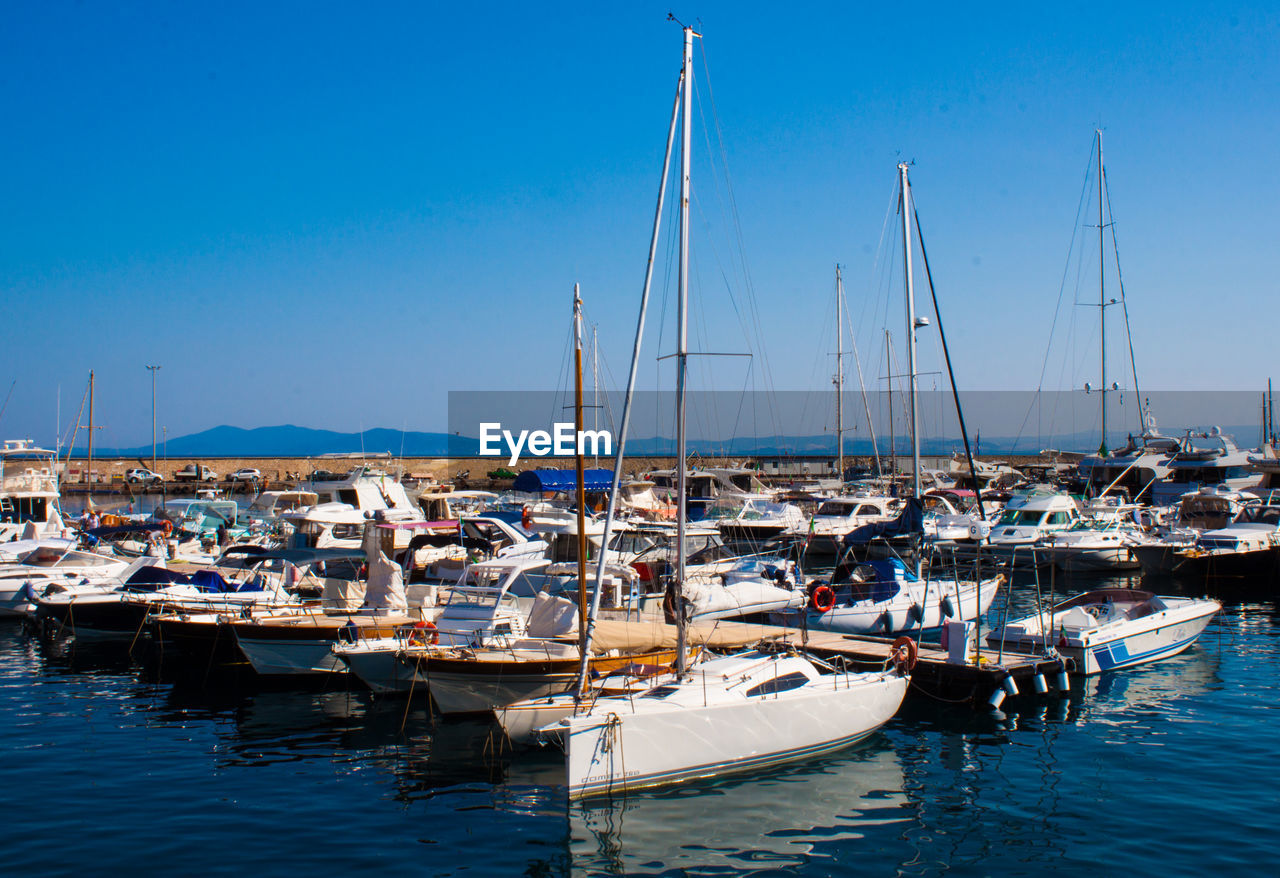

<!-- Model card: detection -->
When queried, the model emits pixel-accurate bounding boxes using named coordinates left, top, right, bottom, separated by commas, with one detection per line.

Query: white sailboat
left=543, top=26, right=909, bottom=799
left=802, top=165, right=1001, bottom=637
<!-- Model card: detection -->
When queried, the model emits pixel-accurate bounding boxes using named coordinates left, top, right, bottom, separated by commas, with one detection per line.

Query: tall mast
left=899, top=163, right=920, bottom=501
left=674, top=23, right=696, bottom=676
left=573, top=284, right=589, bottom=660
left=574, top=64, right=683, bottom=703
left=86, top=370, right=95, bottom=486
left=835, top=265, right=844, bottom=483
left=1098, top=129, right=1108, bottom=456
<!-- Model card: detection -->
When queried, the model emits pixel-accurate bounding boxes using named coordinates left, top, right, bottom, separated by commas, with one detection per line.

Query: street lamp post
left=146, top=364, right=161, bottom=471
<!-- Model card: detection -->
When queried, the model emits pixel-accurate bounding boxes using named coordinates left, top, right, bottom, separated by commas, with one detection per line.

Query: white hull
left=987, top=592, right=1220, bottom=675
left=233, top=635, right=347, bottom=676
left=337, top=645, right=424, bottom=694
left=429, top=668, right=577, bottom=715
left=560, top=664, right=907, bottom=798
left=807, top=577, right=1001, bottom=636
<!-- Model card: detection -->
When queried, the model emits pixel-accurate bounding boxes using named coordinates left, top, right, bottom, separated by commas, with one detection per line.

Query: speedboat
left=985, top=587, right=1221, bottom=675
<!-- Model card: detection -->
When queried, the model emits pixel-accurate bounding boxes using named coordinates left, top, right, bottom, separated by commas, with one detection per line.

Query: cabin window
left=1045, top=511, right=1070, bottom=526
left=745, top=672, right=811, bottom=698
left=337, top=489, right=359, bottom=507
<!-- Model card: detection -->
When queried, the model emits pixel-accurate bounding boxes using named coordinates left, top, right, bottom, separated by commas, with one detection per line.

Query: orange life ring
left=408, top=619, right=438, bottom=647
left=521, top=506, right=532, bottom=529
left=890, top=636, right=918, bottom=671
left=810, top=585, right=836, bottom=613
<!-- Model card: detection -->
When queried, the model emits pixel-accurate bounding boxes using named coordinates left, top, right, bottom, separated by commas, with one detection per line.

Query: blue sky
left=3, top=2, right=1277, bottom=448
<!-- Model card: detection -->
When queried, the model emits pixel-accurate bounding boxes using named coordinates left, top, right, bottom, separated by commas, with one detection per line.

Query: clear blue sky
left=3, top=1, right=1277, bottom=448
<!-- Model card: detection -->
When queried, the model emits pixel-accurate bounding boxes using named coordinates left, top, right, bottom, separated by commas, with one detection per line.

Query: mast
left=573, top=284, right=589, bottom=659
left=1098, top=129, right=1108, bottom=456
left=835, top=265, right=844, bottom=482
left=574, top=63, right=683, bottom=702
left=674, top=23, right=696, bottom=676
left=86, top=370, right=95, bottom=486
left=899, top=163, right=920, bottom=501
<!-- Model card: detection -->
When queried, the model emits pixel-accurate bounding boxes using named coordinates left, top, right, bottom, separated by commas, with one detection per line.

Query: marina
left=6, top=4, right=1280, bottom=875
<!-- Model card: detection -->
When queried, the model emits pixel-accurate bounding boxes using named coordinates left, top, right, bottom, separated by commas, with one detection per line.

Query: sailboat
left=539, top=26, right=910, bottom=799
left=802, top=165, right=1001, bottom=637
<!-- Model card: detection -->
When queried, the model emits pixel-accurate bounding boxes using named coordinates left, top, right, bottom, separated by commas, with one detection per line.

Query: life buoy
left=521, top=506, right=532, bottom=529
left=890, top=636, right=918, bottom=671
left=810, top=585, right=836, bottom=613
left=407, top=619, right=438, bottom=646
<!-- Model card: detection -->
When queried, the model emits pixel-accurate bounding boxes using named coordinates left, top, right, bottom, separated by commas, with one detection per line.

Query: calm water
left=1, top=572, right=1277, bottom=876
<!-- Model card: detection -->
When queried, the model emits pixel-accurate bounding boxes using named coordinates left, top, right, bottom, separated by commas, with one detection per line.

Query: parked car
left=229, top=468, right=261, bottom=483
left=174, top=464, right=218, bottom=483
left=124, top=467, right=162, bottom=485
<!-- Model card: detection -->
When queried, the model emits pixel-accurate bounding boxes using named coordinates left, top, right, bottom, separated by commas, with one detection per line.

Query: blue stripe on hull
left=1089, top=632, right=1201, bottom=673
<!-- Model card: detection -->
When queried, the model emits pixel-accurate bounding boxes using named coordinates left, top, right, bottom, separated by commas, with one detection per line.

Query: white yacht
left=795, top=494, right=902, bottom=554
left=0, top=440, right=65, bottom=542
left=1149, top=429, right=1258, bottom=506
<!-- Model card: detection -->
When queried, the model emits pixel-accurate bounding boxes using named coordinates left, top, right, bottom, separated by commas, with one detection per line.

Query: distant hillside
left=89, top=422, right=1265, bottom=459
left=97, top=425, right=478, bottom=457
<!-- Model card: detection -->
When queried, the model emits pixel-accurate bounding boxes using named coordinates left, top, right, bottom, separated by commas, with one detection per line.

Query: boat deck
left=715, top=621, right=1068, bottom=706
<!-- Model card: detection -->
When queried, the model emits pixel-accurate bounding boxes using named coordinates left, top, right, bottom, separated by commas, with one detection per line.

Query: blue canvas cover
left=512, top=468, right=614, bottom=494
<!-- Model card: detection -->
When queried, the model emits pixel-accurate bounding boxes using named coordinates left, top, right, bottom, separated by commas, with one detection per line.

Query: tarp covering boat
left=841, top=498, right=924, bottom=547
left=512, top=469, right=615, bottom=494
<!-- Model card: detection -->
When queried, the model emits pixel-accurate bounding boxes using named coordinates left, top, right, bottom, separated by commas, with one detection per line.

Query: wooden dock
left=717, top=621, right=1069, bottom=708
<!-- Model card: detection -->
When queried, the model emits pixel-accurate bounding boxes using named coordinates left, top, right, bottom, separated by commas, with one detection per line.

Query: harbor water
left=1, top=569, right=1276, bottom=876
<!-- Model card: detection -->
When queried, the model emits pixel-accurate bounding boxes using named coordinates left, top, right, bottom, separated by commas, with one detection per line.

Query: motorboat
left=0, top=542, right=136, bottom=617
left=795, top=494, right=902, bottom=555
left=1149, top=428, right=1258, bottom=506
left=0, top=440, right=66, bottom=543
left=985, top=587, right=1221, bottom=674
left=798, top=557, right=1002, bottom=635
left=1133, top=501, right=1280, bottom=578
left=703, top=497, right=807, bottom=546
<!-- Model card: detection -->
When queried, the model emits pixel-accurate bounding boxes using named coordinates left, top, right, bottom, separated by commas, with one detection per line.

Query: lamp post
left=146, top=364, right=161, bottom=471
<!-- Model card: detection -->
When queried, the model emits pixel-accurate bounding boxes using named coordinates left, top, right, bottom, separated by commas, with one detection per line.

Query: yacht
left=0, top=440, right=65, bottom=542
left=1149, top=429, right=1257, bottom=506
left=795, top=494, right=902, bottom=555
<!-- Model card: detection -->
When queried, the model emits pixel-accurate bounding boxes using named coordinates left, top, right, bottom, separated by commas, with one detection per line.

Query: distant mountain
left=95, top=425, right=478, bottom=457
left=88, top=422, right=1266, bottom=459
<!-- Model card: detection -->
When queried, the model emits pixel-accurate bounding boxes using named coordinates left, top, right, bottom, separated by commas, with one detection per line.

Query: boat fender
left=890, top=635, right=918, bottom=671
left=1055, top=667, right=1071, bottom=692
left=408, top=619, right=438, bottom=646
left=1032, top=673, right=1049, bottom=694
left=907, top=603, right=923, bottom=625
left=879, top=611, right=894, bottom=632
left=809, top=585, right=836, bottom=613
left=940, top=595, right=955, bottom=618
left=1000, top=674, right=1019, bottom=697
left=988, top=688, right=1007, bottom=710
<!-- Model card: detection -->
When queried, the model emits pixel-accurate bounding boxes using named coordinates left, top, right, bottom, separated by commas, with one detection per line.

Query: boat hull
left=805, top=577, right=1001, bottom=636
left=561, top=672, right=907, bottom=798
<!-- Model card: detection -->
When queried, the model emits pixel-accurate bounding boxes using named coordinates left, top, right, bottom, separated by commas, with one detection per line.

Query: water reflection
left=565, top=744, right=908, bottom=876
